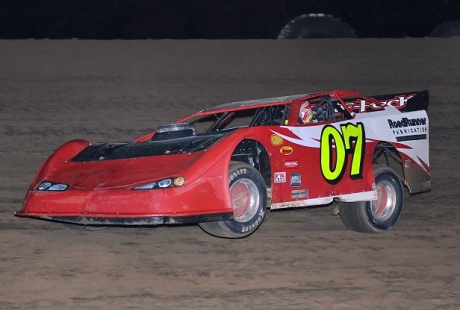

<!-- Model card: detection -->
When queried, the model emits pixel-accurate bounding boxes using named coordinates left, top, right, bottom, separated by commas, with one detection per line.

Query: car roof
left=196, top=90, right=374, bottom=114
left=198, top=94, right=309, bottom=114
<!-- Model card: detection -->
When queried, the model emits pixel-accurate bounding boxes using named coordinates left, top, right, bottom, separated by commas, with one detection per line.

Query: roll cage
left=186, top=104, right=292, bottom=134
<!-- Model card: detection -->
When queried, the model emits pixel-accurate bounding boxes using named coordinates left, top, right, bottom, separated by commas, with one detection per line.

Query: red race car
left=16, top=90, right=431, bottom=238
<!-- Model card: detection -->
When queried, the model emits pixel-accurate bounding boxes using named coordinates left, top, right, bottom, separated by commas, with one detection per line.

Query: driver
left=299, top=101, right=315, bottom=123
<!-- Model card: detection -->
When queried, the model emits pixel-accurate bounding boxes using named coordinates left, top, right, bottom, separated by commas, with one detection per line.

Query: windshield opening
left=185, top=105, right=289, bottom=134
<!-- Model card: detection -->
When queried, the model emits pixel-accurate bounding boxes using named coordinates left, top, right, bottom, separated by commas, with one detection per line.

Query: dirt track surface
left=1, top=39, right=459, bottom=309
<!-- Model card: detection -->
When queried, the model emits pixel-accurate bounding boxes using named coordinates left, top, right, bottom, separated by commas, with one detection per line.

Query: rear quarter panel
left=263, top=105, right=430, bottom=205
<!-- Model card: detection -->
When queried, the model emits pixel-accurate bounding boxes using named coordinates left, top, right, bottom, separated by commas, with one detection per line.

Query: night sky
left=1, top=0, right=459, bottom=39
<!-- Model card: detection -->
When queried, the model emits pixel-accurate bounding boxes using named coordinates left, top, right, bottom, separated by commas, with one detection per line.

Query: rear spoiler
left=371, top=90, right=429, bottom=112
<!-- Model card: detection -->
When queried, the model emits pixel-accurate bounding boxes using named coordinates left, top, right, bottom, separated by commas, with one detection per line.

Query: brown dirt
left=0, top=39, right=459, bottom=309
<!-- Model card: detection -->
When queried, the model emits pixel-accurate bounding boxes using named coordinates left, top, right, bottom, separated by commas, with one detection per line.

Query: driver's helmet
left=299, top=101, right=314, bottom=123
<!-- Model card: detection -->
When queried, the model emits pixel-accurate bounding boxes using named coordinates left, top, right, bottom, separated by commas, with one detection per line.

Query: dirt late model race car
left=16, top=90, right=431, bottom=238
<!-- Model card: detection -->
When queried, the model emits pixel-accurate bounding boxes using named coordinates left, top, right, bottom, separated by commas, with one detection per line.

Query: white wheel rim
left=230, top=178, right=260, bottom=223
left=371, top=180, right=397, bottom=221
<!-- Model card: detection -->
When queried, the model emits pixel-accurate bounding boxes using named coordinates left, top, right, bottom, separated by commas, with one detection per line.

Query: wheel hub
left=230, top=178, right=259, bottom=222
left=372, top=181, right=397, bottom=221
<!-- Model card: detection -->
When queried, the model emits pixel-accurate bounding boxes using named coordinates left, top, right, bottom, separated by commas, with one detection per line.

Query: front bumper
left=14, top=211, right=234, bottom=226
left=16, top=176, right=233, bottom=227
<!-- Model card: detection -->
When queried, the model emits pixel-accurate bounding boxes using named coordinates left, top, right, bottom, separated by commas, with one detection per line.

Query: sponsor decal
left=290, top=173, right=301, bottom=187
left=271, top=134, right=283, bottom=146
left=284, top=160, right=299, bottom=168
left=387, top=117, right=427, bottom=141
left=274, top=172, right=286, bottom=183
left=320, top=122, right=365, bottom=184
left=387, top=117, right=427, bottom=128
left=291, top=189, right=308, bottom=199
left=280, top=146, right=294, bottom=156
left=346, top=94, right=416, bottom=113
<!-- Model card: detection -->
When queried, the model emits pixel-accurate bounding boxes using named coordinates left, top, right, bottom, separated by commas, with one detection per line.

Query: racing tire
left=338, top=166, right=403, bottom=233
left=429, top=20, right=460, bottom=37
left=277, top=14, right=356, bottom=39
left=199, top=162, right=267, bottom=238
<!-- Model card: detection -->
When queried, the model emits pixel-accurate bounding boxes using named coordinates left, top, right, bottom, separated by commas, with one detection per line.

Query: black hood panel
left=71, top=133, right=228, bottom=162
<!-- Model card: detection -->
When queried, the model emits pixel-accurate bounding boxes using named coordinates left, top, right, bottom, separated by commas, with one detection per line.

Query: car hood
left=44, top=133, right=228, bottom=189
left=72, top=133, right=226, bottom=162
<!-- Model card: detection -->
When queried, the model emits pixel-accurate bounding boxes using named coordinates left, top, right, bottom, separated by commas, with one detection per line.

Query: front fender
left=181, top=129, right=258, bottom=211
left=31, top=139, right=91, bottom=189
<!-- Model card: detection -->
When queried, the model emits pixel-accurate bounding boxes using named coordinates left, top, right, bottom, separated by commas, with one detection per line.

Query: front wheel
left=338, top=167, right=403, bottom=233
left=199, top=162, right=267, bottom=238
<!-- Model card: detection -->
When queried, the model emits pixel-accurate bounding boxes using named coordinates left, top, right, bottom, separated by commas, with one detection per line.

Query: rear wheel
left=338, top=166, right=403, bottom=233
left=430, top=20, right=460, bottom=37
left=199, top=162, right=267, bottom=238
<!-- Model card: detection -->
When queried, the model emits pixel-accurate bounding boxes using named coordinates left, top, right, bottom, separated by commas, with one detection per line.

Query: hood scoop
left=152, top=123, right=196, bottom=141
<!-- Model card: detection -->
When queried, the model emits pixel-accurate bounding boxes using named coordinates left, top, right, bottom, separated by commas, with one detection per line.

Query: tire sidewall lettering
left=229, top=168, right=247, bottom=183
left=239, top=209, right=265, bottom=233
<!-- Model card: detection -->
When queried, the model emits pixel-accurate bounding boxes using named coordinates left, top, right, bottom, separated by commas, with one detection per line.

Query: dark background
left=1, top=0, right=460, bottom=39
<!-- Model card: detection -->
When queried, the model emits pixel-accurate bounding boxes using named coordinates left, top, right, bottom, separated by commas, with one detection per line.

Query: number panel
left=320, top=122, right=365, bottom=184
left=265, top=120, right=374, bottom=204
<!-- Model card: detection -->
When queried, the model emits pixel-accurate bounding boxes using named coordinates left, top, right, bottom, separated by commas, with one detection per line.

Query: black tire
left=429, top=20, right=460, bottom=37
left=278, top=14, right=356, bottom=39
left=199, top=162, right=267, bottom=238
left=338, top=166, right=403, bottom=233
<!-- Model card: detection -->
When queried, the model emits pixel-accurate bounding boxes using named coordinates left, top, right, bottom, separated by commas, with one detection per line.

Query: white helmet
left=299, top=101, right=314, bottom=123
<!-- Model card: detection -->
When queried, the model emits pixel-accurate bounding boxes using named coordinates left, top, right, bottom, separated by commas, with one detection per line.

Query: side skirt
left=23, top=212, right=234, bottom=226
left=270, top=191, right=376, bottom=210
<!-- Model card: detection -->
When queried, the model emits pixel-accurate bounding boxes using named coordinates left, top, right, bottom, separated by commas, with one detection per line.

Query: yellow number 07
left=320, top=122, right=365, bottom=184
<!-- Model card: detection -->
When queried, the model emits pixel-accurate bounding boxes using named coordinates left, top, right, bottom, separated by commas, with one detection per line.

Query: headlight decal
left=133, top=182, right=157, bottom=190
left=133, top=177, right=185, bottom=190
left=37, top=182, right=69, bottom=191
left=158, top=179, right=172, bottom=188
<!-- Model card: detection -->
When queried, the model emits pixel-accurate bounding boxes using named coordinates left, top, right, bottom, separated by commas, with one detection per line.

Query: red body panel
left=46, top=154, right=202, bottom=189
left=19, top=141, right=238, bottom=218
left=243, top=125, right=377, bottom=205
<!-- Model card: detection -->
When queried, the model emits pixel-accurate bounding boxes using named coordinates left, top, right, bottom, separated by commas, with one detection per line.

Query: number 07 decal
left=320, top=122, right=365, bottom=184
